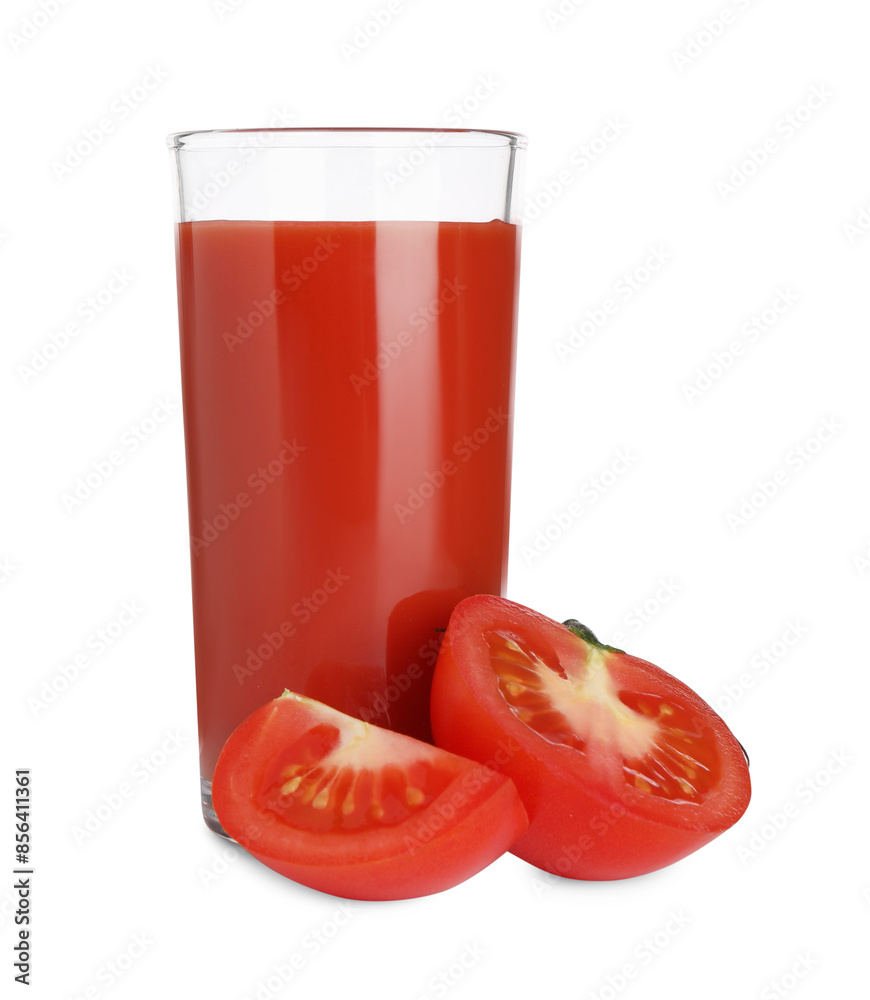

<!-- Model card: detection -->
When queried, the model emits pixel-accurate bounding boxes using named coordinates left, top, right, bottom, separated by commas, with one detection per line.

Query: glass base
left=201, top=777, right=233, bottom=839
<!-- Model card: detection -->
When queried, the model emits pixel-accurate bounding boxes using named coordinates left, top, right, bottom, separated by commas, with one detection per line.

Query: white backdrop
left=3, top=1, right=869, bottom=997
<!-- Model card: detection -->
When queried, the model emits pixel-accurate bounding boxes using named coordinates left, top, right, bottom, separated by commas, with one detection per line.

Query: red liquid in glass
left=175, top=219, right=519, bottom=780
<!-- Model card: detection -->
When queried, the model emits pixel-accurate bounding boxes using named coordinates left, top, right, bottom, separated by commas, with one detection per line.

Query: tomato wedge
left=212, top=691, right=528, bottom=900
left=430, top=596, right=751, bottom=880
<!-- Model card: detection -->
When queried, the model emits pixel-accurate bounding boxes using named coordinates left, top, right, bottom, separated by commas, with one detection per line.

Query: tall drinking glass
left=168, top=128, right=526, bottom=833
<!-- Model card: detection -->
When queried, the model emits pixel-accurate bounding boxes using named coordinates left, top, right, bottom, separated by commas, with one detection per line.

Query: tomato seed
left=405, top=787, right=425, bottom=807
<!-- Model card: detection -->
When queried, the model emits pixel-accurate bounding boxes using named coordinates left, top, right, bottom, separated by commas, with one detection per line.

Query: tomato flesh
left=431, top=597, right=751, bottom=880
left=488, top=629, right=720, bottom=804
left=256, top=719, right=457, bottom=834
left=212, top=691, right=528, bottom=900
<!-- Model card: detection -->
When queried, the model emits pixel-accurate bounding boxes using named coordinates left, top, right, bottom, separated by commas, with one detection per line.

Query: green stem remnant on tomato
left=561, top=619, right=624, bottom=654
left=431, top=596, right=752, bottom=879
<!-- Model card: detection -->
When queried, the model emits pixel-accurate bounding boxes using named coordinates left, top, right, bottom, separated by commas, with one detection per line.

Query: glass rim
left=167, top=127, right=527, bottom=151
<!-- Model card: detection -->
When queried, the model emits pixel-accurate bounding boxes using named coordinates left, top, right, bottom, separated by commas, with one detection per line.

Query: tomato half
left=212, top=691, right=528, bottom=900
left=430, top=596, right=751, bottom=880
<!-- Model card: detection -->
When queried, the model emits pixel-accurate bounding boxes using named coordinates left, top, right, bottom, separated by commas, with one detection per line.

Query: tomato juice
left=175, top=219, right=520, bottom=810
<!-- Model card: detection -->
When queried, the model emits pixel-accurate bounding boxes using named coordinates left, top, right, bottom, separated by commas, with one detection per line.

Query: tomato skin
left=430, top=596, right=751, bottom=881
left=212, top=692, right=528, bottom=901
left=239, top=776, right=526, bottom=900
